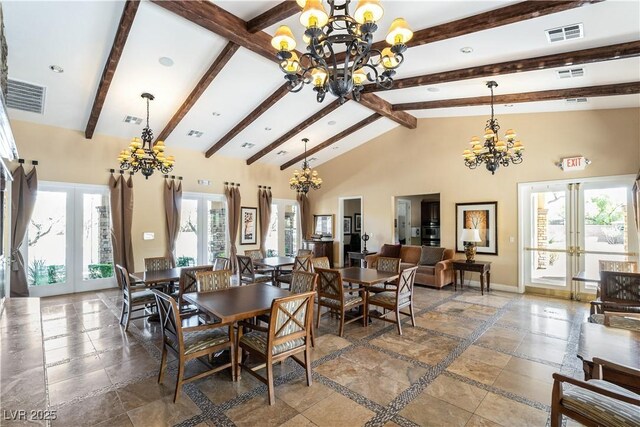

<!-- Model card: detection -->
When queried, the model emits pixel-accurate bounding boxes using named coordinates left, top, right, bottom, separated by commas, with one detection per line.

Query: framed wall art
left=343, top=216, right=352, bottom=235
left=354, top=213, right=362, bottom=232
left=240, top=206, right=258, bottom=245
left=455, top=201, right=498, bottom=255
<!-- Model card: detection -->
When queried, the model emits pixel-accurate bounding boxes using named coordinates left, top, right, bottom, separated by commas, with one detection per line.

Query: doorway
left=338, top=196, right=362, bottom=267
left=396, top=199, right=411, bottom=244
left=519, top=175, right=639, bottom=298
left=394, top=193, right=440, bottom=246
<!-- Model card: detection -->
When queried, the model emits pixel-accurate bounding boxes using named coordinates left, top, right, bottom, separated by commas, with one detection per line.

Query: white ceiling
left=3, top=0, right=639, bottom=170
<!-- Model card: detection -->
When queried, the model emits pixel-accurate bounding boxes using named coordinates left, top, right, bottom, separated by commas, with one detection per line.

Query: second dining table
left=338, top=266, right=399, bottom=288
left=253, top=256, right=295, bottom=283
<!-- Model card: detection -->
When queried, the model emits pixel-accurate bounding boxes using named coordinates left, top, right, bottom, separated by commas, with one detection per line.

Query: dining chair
left=297, top=249, right=313, bottom=256
left=236, top=291, right=315, bottom=405
left=212, top=257, right=230, bottom=271
left=237, top=255, right=272, bottom=285
left=315, top=268, right=366, bottom=337
left=196, top=270, right=232, bottom=292
left=590, top=270, right=640, bottom=315
left=551, top=358, right=640, bottom=427
left=244, top=249, right=274, bottom=276
left=311, top=257, right=330, bottom=271
left=144, top=256, right=174, bottom=271
left=152, top=289, right=235, bottom=403
left=589, top=312, right=640, bottom=332
left=599, top=260, right=638, bottom=273
left=176, top=265, right=213, bottom=309
left=277, top=255, right=312, bottom=288
left=366, top=266, right=418, bottom=335
left=370, top=256, right=401, bottom=291
left=116, top=264, right=157, bottom=332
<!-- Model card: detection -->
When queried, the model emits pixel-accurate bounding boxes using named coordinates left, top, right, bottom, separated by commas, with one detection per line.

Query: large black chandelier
left=462, top=81, right=524, bottom=175
left=118, top=93, right=175, bottom=179
left=271, top=0, right=413, bottom=104
left=289, top=138, right=323, bottom=193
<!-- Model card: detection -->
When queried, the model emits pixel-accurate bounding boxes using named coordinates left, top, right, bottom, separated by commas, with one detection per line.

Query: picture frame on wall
left=354, top=213, right=362, bottom=232
left=240, top=206, right=258, bottom=245
left=343, top=216, right=352, bottom=235
left=455, top=201, right=498, bottom=255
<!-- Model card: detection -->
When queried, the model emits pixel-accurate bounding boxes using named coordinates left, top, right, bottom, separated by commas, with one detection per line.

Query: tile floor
left=0, top=285, right=591, bottom=427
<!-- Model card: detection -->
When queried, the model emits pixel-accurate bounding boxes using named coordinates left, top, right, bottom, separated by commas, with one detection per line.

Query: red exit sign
left=561, top=156, right=588, bottom=171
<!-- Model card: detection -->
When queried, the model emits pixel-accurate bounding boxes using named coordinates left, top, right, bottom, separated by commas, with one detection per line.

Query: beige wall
left=309, top=108, right=640, bottom=289
left=11, top=120, right=296, bottom=271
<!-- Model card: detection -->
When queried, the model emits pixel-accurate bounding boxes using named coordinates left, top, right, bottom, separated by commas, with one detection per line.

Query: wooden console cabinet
left=303, top=240, right=334, bottom=267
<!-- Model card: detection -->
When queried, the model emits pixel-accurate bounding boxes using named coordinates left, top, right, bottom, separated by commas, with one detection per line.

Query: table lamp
left=460, top=228, right=481, bottom=263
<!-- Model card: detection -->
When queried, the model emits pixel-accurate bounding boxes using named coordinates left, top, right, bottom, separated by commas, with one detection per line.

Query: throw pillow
left=419, top=246, right=445, bottom=266
left=379, top=244, right=402, bottom=258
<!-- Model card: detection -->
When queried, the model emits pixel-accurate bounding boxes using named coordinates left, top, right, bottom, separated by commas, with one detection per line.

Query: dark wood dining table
left=129, top=267, right=183, bottom=285
left=338, top=267, right=399, bottom=287
left=572, top=271, right=601, bottom=284
left=182, top=283, right=291, bottom=324
left=254, top=256, right=295, bottom=281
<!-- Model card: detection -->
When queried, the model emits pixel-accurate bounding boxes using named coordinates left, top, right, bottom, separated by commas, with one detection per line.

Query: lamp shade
left=460, top=228, right=481, bottom=243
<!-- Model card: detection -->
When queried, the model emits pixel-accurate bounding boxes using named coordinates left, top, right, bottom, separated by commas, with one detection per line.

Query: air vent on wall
left=545, top=23, right=583, bottom=43
left=565, top=98, right=588, bottom=103
left=557, top=68, right=585, bottom=79
left=123, top=115, right=142, bottom=125
left=6, top=79, right=46, bottom=114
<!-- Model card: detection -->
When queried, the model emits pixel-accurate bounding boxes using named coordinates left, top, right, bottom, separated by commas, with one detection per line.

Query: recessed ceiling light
left=504, top=104, right=514, bottom=108
left=460, top=47, right=473, bottom=54
left=276, top=150, right=287, bottom=156
left=265, top=127, right=272, bottom=131
left=212, top=112, right=221, bottom=117
left=49, top=65, right=64, bottom=73
left=427, top=87, right=440, bottom=92
left=332, top=146, right=339, bottom=150
left=327, top=120, right=337, bottom=126
left=241, top=142, right=255, bottom=149
left=158, top=57, right=174, bottom=67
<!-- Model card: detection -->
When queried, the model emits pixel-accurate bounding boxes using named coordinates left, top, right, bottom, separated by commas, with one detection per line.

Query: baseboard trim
left=462, top=279, right=521, bottom=293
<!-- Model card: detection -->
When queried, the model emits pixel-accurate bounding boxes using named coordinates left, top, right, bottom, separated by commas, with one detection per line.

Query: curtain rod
left=163, top=175, right=183, bottom=180
left=17, top=159, right=38, bottom=165
left=108, top=169, right=133, bottom=175
left=224, top=182, right=240, bottom=187
left=258, top=185, right=272, bottom=189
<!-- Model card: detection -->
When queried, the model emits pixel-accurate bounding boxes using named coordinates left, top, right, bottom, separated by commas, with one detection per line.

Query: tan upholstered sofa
left=365, top=245, right=455, bottom=288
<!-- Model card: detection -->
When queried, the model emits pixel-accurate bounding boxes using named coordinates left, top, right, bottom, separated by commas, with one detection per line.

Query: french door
left=520, top=175, right=638, bottom=298
left=265, top=199, right=300, bottom=257
left=26, top=183, right=116, bottom=297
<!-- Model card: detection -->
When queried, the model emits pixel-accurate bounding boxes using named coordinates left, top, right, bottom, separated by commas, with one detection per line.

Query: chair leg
left=266, top=360, right=275, bottom=405
left=229, top=327, right=237, bottom=382
left=119, top=301, right=126, bottom=326
left=316, top=303, right=321, bottom=329
left=396, top=306, right=403, bottom=335
left=158, top=345, right=168, bottom=384
left=124, top=301, right=132, bottom=332
left=174, top=358, right=185, bottom=403
left=550, top=407, right=562, bottom=427
left=339, top=308, right=345, bottom=337
left=305, top=345, right=312, bottom=387
left=310, top=323, right=315, bottom=348
left=409, top=302, right=416, bottom=327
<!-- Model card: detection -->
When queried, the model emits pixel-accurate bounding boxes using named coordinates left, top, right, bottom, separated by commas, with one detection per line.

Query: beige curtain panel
left=297, top=191, right=311, bottom=240
left=225, top=184, right=241, bottom=273
left=10, top=165, right=37, bottom=297
left=258, top=187, right=272, bottom=255
left=109, top=173, right=135, bottom=276
left=633, top=171, right=639, bottom=238
left=164, top=178, right=182, bottom=264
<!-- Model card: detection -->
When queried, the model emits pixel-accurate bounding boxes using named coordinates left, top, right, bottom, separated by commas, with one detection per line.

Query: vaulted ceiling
left=4, top=1, right=640, bottom=170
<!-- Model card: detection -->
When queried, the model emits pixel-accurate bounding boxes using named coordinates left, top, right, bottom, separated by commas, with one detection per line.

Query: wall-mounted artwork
left=240, top=206, right=257, bottom=245
left=456, top=202, right=498, bottom=255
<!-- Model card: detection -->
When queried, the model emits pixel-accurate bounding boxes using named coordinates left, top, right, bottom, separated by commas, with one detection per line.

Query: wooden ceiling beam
left=365, top=41, right=640, bottom=93
left=280, top=114, right=381, bottom=170
left=246, top=99, right=343, bottom=165
left=359, top=93, right=416, bottom=128
left=335, top=1, right=600, bottom=63
left=85, top=0, right=140, bottom=139
left=155, top=42, right=240, bottom=143
left=393, top=82, right=640, bottom=111
left=247, top=1, right=300, bottom=33
left=205, top=84, right=290, bottom=158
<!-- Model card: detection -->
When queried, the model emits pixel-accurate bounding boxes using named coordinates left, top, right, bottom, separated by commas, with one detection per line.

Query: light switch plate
left=143, top=232, right=155, bottom=240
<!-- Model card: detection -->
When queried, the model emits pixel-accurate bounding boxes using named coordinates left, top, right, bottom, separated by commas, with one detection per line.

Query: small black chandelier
left=271, top=0, right=413, bottom=104
left=289, top=138, right=323, bottom=193
left=462, top=81, right=524, bottom=175
left=118, top=93, right=175, bottom=179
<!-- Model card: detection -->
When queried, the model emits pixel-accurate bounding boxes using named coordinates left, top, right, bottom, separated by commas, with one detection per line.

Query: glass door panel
left=176, top=198, right=198, bottom=266
left=284, top=203, right=298, bottom=256
left=80, top=192, right=114, bottom=288
left=207, top=199, right=227, bottom=262
left=265, top=205, right=279, bottom=256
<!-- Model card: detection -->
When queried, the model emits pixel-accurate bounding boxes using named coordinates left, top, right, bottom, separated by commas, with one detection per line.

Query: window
left=265, top=199, right=300, bottom=257
left=26, top=183, right=115, bottom=297
left=176, top=193, right=228, bottom=265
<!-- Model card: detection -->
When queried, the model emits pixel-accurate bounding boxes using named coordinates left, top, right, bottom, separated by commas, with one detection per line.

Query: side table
left=453, top=260, right=491, bottom=295
left=348, top=251, right=377, bottom=268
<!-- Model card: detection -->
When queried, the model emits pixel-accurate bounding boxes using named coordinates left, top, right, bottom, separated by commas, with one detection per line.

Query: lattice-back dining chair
left=152, top=289, right=235, bottom=403
left=237, top=255, right=272, bottom=285
left=297, top=249, right=312, bottom=256
left=315, top=268, right=366, bottom=337
left=212, top=257, right=230, bottom=271
left=591, top=270, right=640, bottom=315
left=176, top=265, right=213, bottom=309
left=236, top=291, right=315, bottom=405
left=366, top=266, right=418, bottom=335
left=144, top=256, right=174, bottom=271
left=116, top=264, right=156, bottom=332
left=599, top=260, right=638, bottom=273
left=196, top=270, right=232, bottom=292
left=370, top=256, right=401, bottom=291
left=276, top=255, right=312, bottom=288
left=244, top=249, right=274, bottom=276
left=311, top=257, right=330, bottom=271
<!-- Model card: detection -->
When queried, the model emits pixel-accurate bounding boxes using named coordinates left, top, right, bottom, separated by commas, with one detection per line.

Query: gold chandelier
left=289, top=138, right=322, bottom=193
left=462, top=81, right=524, bottom=175
left=271, top=0, right=413, bottom=104
left=118, top=93, right=175, bottom=179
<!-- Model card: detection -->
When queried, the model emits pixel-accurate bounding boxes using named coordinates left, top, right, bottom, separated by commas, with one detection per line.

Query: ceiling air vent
left=557, top=68, right=585, bottom=79
left=187, top=130, right=204, bottom=137
left=241, top=142, right=255, bottom=149
left=123, top=115, right=142, bottom=125
left=276, top=150, right=287, bottom=156
left=545, top=23, right=583, bottom=43
left=565, top=98, right=588, bottom=103
left=308, top=157, right=317, bottom=162
left=6, top=79, right=46, bottom=114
